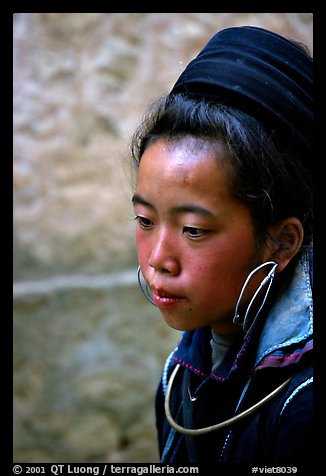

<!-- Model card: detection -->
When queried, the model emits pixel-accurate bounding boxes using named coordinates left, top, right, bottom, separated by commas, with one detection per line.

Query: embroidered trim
left=172, top=356, right=206, bottom=377
left=210, top=372, right=226, bottom=381
left=172, top=334, right=252, bottom=383
left=219, top=429, right=232, bottom=463
left=280, top=376, right=313, bottom=418
left=162, top=348, right=178, bottom=396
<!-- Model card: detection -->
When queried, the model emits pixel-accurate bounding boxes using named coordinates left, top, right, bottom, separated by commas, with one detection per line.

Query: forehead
left=162, top=136, right=230, bottom=163
left=136, top=137, right=233, bottom=203
left=141, top=135, right=230, bottom=172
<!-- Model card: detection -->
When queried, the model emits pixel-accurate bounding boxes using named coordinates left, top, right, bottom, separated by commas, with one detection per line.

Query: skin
left=132, top=137, right=302, bottom=335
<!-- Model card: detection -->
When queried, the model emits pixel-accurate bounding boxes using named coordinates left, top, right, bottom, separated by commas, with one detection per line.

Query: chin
left=161, top=314, right=202, bottom=332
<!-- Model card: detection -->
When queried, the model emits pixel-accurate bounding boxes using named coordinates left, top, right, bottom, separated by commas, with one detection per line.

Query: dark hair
left=130, top=93, right=312, bottom=257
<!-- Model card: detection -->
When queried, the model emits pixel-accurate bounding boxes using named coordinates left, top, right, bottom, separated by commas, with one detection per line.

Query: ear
left=268, top=217, right=304, bottom=273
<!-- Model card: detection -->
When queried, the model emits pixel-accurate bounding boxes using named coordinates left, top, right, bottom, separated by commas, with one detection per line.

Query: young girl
left=131, top=26, right=313, bottom=466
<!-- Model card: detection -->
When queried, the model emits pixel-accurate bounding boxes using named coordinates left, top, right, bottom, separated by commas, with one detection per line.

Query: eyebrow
left=132, top=193, right=215, bottom=218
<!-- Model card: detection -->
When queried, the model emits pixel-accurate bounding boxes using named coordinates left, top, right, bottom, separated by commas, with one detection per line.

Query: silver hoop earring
left=233, top=261, right=278, bottom=333
left=137, top=266, right=155, bottom=305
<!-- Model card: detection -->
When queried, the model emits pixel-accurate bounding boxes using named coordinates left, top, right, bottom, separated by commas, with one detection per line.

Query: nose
left=149, top=228, right=180, bottom=275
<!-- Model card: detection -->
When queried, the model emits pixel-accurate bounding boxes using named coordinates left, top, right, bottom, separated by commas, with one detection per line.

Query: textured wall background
left=13, top=13, right=313, bottom=463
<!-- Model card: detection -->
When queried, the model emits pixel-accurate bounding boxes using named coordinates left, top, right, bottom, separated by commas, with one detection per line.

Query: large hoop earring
left=233, top=261, right=278, bottom=333
left=137, top=266, right=155, bottom=305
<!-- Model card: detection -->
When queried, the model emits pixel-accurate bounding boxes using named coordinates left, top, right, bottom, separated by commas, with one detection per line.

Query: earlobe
left=269, top=217, right=304, bottom=273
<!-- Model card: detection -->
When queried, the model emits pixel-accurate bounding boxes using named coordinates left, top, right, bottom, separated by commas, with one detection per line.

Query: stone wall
left=13, top=13, right=313, bottom=463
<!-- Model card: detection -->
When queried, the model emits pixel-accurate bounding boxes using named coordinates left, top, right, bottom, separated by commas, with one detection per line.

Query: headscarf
left=170, top=26, right=313, bottom=161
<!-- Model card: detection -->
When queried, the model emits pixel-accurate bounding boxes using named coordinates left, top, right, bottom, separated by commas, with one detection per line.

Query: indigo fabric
left=170, top=26, right=313, bottom=162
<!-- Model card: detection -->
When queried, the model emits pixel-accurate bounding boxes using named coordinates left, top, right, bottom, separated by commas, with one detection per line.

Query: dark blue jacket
left=155, top=251, right=313, bottom=468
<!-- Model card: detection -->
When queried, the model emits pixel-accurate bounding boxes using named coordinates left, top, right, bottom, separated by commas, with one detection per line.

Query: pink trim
left=210, top=372, right=226, bottom=381
left=172, top=356, right=206, bottom=377
left=255, top=342, right=313, bottom=370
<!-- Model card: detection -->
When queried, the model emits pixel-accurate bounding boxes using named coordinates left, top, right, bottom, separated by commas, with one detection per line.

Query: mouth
left=150, top=286, right=186, bottom=308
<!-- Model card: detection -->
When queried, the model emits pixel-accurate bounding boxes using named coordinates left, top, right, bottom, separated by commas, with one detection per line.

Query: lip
left=151, top=287, right=186, bottom=309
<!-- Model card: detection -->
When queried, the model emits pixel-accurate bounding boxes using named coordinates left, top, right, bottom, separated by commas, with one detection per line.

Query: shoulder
left=279, top=365, right=313, bottom=421
left=270, top=365, right=314, bottom=465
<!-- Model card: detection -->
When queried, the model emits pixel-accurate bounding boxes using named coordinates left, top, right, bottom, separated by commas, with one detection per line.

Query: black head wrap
left=170, top=26, right=313, bottom=161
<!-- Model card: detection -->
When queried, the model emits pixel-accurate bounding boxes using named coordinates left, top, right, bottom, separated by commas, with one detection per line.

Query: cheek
left=135, top=229, right=150, bottom=264
left=191, top=237, right=257, bottom=297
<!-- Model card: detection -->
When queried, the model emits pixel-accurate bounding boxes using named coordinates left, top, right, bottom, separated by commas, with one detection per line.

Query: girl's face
left=133, top=138, right=269, bottom=334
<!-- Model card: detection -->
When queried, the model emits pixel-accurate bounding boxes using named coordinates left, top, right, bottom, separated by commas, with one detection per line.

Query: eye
left=135, top=215, right=154, bottom=229
left=183, top=226, right=208, bottom=239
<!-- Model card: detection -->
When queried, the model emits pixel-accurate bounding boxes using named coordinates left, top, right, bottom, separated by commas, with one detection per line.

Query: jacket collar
left=254, top=250, right=313, bottom=369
